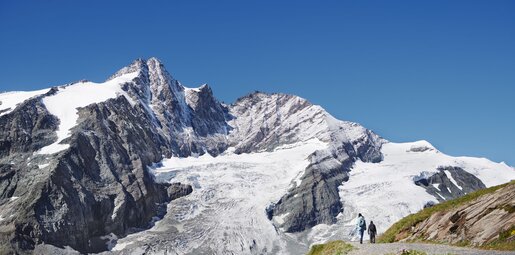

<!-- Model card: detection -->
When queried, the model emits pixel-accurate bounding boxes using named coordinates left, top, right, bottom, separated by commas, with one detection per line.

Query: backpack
left=359, top=217, right=367, bottom=230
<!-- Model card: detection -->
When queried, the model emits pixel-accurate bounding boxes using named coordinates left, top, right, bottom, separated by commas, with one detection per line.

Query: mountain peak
left=1, top=57, right=515, bottom=254
left=146, top=57, right=163, bottom=66
left=106, top=58, right=146, bottom=81
left=106, top=57, right=172, bottom=82
left=145, top=57, right=175, bottom=82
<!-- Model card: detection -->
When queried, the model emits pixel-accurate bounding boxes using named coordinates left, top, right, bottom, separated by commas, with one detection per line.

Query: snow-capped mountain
left=0, top=58, right=513, bottom=254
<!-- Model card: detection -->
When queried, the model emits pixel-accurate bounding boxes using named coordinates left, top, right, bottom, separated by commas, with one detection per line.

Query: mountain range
left=0, top=58, right=513, bottom=254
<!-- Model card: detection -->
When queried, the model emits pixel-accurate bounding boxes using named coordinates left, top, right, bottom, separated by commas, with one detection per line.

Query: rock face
left=0, top=58, right=386, bottom=253
left=0, top=57, right=513, bottom=254
left=270, top=128, right=383, bottom=232
left=401, top=181, right=515, bottom=246
left=117, top=58, right=231, bottom=157
left=0, top=95, right=194, bottom=253
left=226, top=92, right=384, bottom=232
left=0, top=90, right=59, bottom=158
left=0, top=59, right=215, bottom=254
left=414, top=166, right=487, bottom=202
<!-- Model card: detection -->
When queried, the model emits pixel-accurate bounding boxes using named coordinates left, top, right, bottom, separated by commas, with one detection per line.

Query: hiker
left=368, top=220, right=377, bottom=243
left=356, top=213, right=366, bottom=244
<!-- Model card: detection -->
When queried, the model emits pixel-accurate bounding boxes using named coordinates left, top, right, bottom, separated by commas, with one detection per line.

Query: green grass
left=481, top=225, right=515, bottom=251
left=306, top=240, right=354, bottom=255
left=501, top=204, right=515, bottom=213
left=378, top=180, right=515, bottom=250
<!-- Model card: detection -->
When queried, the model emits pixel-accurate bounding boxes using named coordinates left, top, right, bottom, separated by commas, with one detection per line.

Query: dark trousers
left=359, top=229, right=364, bottom=244
left=370, top=234, right=376, bottom=243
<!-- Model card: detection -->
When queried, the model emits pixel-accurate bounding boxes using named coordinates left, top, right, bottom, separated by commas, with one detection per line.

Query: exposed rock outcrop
left=0, top=94, right=193, bottom=254
left=0, top=92, right=58, bottom=158
left=227, top=92, right=384, bottom=232
left=414, top=166, right=486, bottom=202
left=399, top=181, right=515, bottom=246
left=271, top=130, right=383, bottom=232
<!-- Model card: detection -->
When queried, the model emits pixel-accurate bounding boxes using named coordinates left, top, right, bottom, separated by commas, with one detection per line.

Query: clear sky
left=1, top=0, right=514, bottom=165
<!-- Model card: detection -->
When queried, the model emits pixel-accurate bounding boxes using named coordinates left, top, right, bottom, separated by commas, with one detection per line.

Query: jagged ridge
left=0, top=58, right=513, bottom=254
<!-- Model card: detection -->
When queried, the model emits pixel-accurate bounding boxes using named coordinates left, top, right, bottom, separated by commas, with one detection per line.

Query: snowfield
left=0, top=88, right=49, bottom=116
left=113, top=139, right=328, bottom=254
left=111, top=138, right=515, bottom=254
left=304, top=140, right=515, bottom=245
left=37, top=72, right=139, bottom=155
left=2, top=58, right=514, bottom=254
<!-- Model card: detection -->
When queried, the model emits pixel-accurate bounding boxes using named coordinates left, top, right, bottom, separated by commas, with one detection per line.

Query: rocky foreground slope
left=383, top=181, right=515, bottom=249
left=0, top=58, right=514, bottom=254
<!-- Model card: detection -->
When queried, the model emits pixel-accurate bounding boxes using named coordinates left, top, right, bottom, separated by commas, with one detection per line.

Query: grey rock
left=0, top=95, right=58, bottom=158
left=0, top=93, right=192, bottom=253
left=401, top=181, right=515, bottom=246
left=270, top=130, right=383, bottom=232
left=414, top=166, right=486, bottom=202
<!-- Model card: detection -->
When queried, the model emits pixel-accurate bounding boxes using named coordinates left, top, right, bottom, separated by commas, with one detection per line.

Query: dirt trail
left=347, top=242, right=515, bottom=255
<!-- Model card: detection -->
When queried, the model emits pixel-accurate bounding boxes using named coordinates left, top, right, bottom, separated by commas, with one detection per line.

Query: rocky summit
left=0, top=58, right=513, bottom=254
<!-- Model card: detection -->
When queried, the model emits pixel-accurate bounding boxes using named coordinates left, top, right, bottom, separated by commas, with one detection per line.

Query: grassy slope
left=306, top=240, right=354, bottom=255
left=378, top=180, right=515, bottom=250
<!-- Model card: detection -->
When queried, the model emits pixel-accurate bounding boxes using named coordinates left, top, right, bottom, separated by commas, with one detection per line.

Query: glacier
left=0, top=57, right=513, bottom=254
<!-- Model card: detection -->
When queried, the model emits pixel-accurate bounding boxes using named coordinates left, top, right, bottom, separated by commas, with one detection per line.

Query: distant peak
left=125, top=58, right=148, bottom=71
left=146, top=57, right=163, bottom=66
left=106, top=59, right=147, bottom=81
left=184, top=84, right=211, bottom=95
left=233, top=90, right=309, bottom=106
left=199, top=84, right=211, bottom=92
left=145, top=57, right=176, bottom=85
left=106, top=57, right=173, bottom=82
left=145, top=57, right=169, bottom=75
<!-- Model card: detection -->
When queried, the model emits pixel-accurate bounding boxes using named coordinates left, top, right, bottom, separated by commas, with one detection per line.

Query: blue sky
left=1, top=0, right=514, bottom=165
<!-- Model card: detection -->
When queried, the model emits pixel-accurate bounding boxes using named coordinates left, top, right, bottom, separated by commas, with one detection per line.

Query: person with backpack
left=368, top=220, right=377, bottom=243
left=356, top=213, right=367, bottom=244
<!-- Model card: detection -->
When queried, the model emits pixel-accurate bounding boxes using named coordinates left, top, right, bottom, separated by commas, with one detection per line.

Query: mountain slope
left=0, top=58, right=513, bottom=254
left=379, top=180, right=515, bottom=251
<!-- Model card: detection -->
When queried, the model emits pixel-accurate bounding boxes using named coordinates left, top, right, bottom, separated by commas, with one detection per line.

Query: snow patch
left=0, top=88, right=49, bottom=116
left=184, top=86, right=200, bottom=108
left=444, top=170, right=463, bottom=190
left=408, top=140, right=436, bottom=152
left=112, top=241, right=133, bottom=251
left=273, top=212, right=290, bottom=225
left=100, top=233, right=118, bottom=251
left=111, top=196, right=125, bottom=220
left=38, top=163, right=50, bottom=169
left=37, top=72, right=138, bottom=155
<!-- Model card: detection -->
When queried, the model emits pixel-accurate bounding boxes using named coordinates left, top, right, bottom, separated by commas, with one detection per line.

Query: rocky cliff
left=383, top=181, right=515, bottom=249
left=0, top=59, right=206, bottom=254
left=0, top=58, right=513, bottom=254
